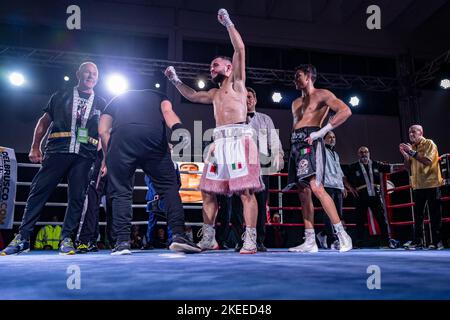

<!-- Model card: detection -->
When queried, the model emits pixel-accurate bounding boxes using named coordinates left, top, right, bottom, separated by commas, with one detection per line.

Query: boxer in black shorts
left=284, top=64, right=352, bottom=253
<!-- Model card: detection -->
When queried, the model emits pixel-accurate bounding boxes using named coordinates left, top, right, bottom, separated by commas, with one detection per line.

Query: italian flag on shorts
left=301, top=147, right=311, bottom=155
left=231, top=162, right=243, bottom=170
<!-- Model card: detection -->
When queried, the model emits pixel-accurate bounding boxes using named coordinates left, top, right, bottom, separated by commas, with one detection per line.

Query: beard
left=212, top=73, right=226, bottom=84
left=360, top=156, right=369, bottom=162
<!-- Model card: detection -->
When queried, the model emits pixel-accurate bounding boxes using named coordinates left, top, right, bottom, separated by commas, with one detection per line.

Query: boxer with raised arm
left=165, top=9, right=262, bottom=254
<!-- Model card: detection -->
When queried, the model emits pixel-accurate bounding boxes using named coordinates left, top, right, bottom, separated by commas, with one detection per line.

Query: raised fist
left=164, top=66, right=182, bottom=85
left=217, top=8, right=234, bottom=28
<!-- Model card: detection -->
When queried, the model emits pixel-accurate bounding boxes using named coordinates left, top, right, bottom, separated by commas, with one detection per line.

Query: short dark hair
left=295, top=64, right=317, bottom=83
left=324, top=131, right=335, bottom=139
left=212, top=55, right=232, bottom=63
left=246, top=87, right=256, bottom=98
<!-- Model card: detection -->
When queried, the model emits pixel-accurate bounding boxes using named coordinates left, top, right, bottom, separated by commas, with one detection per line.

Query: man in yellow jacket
left=34, top=216, right=62, bottom=250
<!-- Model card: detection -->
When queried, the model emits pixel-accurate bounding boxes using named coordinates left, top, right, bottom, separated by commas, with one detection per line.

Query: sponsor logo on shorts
left=298, top=159, right=309, bottom=175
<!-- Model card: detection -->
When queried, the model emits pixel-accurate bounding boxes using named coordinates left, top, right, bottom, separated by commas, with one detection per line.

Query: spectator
left=400, top=124, right=444, bottom=250
left=316, top=131, right=346, bottom=250
left=154, top=228, right=169, bottom=249
left=34, top=216, right=61, bottom=250
left=265, top=213, right=286, bottom=248
left=130, top=225, right=143, bottom=249
left=345, top=146, right=400, bottom=249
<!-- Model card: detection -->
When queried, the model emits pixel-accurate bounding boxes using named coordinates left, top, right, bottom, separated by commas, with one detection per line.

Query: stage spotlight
left=155, top=83, right=161, bottom=89
left=349, top=96, right=360, bottom=107
left=9, top=72, right=25, bottom=86
left=272, top=92, right=282, bottom=103
left=64, top=76, right=70, bottom=81
left=197, top=80, right=206, bottom=89
left=106, top=74, right=128, bottom=95
left=440, top=79, right=450, bottom=89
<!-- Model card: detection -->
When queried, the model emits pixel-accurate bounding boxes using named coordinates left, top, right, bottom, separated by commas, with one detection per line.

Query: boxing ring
left=1, top=160, right=450, bottom=300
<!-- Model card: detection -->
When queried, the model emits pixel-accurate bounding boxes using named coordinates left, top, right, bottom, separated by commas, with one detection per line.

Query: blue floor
left=1, top=249, right=450, bottom=300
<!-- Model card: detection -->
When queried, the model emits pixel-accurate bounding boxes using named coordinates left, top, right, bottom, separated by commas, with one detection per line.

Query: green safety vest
left=35, top=225, right=62, bottom=250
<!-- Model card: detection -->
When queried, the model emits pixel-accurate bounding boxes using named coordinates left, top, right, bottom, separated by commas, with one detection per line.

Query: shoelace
left=62, top=238, right=74, bottom=247
left=198, top=226, right=213, bottom=244
left=196, top=227, right=204, bottom=239
left=242, top=230, right=256, bottom=249
left=10, top=235, right=23, bottom=246
left=337, top=231, right=349, bottom=247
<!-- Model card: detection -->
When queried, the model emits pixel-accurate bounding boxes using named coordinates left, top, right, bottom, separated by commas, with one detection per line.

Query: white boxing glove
left=309, top=123, right=334, bottom=141
left=218, top=8, right=234, bottom=28
left=164, top=66, right=182, bottom=86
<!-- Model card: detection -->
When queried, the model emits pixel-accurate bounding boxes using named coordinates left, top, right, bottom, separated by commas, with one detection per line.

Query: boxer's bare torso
left=207, top=77, right=246, bottom=127
left=292, top=89, right=331, bottom=130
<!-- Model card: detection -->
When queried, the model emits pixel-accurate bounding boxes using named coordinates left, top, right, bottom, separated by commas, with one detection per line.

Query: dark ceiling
left=1, top=0, right=449, bottom=58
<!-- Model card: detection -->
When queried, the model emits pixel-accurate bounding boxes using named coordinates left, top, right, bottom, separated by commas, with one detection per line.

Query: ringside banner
left=0, top=146, right=17, bottom=229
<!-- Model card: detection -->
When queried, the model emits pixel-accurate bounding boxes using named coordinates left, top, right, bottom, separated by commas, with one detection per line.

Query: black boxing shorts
left=284, top=127, right=326, bottom=190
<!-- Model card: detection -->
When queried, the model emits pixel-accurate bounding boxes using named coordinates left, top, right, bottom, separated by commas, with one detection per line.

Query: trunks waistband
left=213, top=123, right=255, bottom=140
left=291, top=127, right=320, bottom=143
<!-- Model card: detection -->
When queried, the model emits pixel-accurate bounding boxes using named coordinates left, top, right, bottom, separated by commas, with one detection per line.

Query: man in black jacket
left=2, top=62, right=106, bottom=256
left=99, top=89, right=200, bottom=255
left=345, top=146, right=400, bottom=249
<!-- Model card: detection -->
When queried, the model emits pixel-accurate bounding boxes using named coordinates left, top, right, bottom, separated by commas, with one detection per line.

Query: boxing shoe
left=197, top=224, right=219, bottom=251
left=336, top=230, right=352, bottom=252
left=288, top=236, right=319, bottom=253
left=240, top=228, right=257, bottom=254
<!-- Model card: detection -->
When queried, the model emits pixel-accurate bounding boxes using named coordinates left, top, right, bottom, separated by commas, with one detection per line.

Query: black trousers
left=107, top=125, right=185, bottom=244
left=78, top=175, right=109, bottom=244
left=355, top=193, right=389, bottom=242
left=322, top=187, right=343, bottom=244
left=217, top=175, right=269, bottom=245
left=413, top=187, right=442, bottom=244
left=77, top=152, right=114, bottom=246
left=19, top=153, right=93, bottom=239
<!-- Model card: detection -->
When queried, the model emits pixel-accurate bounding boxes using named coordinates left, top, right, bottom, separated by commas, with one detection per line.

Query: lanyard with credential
left=359, top=160, right=375, bottom=196
left=70, top=87, right=95, bottom=153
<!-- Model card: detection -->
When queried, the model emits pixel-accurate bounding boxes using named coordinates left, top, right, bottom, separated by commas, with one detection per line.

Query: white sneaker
left=330, top=240, right=340, bottom=250
left=336, top=230, right=352, bottom=252
left=316, top=231, right=328, bottom=249
left=288, top=238, right=318, bottom=253
left=197, top=224, right=219, bottom=251
left=240, top=228, right=257, bottom=254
